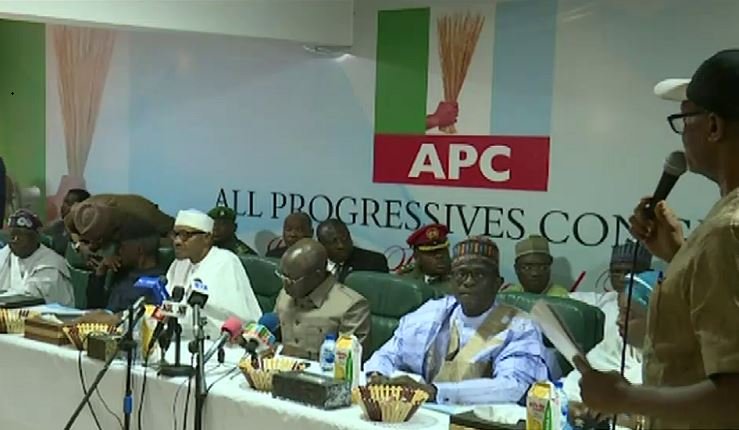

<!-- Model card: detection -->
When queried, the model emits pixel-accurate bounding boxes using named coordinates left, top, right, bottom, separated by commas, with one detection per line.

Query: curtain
left=52, top=25, right=116, bottom=179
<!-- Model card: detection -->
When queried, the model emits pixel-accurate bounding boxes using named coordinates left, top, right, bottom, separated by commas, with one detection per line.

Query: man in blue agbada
left=364, top=236, right=549, bottom=405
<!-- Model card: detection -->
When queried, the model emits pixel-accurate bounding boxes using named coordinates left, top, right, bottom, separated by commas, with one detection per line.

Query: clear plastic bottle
left=554, top=380, right=572, bottom=430
left=319, top=333, right=337, bottom=373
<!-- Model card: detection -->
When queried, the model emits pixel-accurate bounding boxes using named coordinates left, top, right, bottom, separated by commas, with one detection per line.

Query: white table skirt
left=0, top=334, right=449, bottom=430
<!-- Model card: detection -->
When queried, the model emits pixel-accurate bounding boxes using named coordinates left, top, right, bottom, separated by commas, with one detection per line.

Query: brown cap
left=515, top=235, right=551, bottom=259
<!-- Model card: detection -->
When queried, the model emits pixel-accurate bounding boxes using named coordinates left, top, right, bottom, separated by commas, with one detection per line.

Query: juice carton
left=526, top=381, right=562, bottom=430
left=334, top=333, right=362, bottom=388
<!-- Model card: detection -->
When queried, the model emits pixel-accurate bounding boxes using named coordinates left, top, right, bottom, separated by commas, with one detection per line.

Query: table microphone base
left=159, top=364, right=195, bottom=378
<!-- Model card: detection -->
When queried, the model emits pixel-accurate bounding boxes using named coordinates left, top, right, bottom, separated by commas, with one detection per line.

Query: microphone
left=202, top=317, right=243, bottom=364
left=257, top=312, right=281, bottom=342
left=643, top=151, right=687, bottom=219
left=146, top=286, right=186, bottom=353
left=186, top=278, right=209, bottom=309
left=239, top=320, right=277, bottom=362
left=115, top=295, right=148, bottom=330
left=134, top=275, right=170, bottom=305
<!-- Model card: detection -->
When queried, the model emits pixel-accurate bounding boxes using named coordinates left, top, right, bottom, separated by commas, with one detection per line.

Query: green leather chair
left=497, top=291, right=605, bottom=374
left=240, top=255, right=283, bottom=313
left=344, top=271, right=435, bottom=357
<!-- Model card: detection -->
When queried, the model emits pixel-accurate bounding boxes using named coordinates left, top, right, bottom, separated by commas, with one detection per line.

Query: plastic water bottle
left=319, top=333, right=337, bottom=373
left=554, top=380, right=572, bottom=430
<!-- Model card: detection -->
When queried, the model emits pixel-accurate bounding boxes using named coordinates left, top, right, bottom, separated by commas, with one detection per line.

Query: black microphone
left=643, top=151, right=687, bottom=219
left=147, top=286, right=186, bottom=353
left=202, top=317, right=243, bottom=364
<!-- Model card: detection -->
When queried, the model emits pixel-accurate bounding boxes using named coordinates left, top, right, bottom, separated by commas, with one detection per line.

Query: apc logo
left=372, top=6, right=553, bottom=191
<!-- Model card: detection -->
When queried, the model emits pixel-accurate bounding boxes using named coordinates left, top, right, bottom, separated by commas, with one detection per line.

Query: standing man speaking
left=576, top=50, right=739, bottom=429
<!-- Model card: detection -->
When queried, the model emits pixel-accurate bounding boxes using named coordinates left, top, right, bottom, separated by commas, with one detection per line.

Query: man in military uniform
left=208, top=206, right=256, bottom=256
left=398, top=224, right=452, bottom=296
left=274, top=238, right=370, bottom=360
left=504, top=235, right=569, bottom=297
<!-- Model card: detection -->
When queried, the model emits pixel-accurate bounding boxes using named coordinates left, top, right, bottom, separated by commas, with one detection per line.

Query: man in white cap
left=166, top=209, right=262, bottom=338
left=577, top=50, right=739, bottom=429
left=0, top=209, right=74, bottom=306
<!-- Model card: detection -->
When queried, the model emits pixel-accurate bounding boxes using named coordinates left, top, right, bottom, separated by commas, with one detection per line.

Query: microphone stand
left=159, top=319, right=194, bottom=377
left=612, top=241, right=641, bottom=430
left=191, top=304, right=207, bottom=430
left=64, top=304, right=141, bottom=430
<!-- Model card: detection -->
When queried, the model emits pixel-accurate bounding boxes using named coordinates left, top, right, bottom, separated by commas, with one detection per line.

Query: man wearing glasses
left=576, top=50, right=739, bottom=429
left=504, top=235, right=569, bottom=297
left=0, top=209, right=74, bottom=306
left=274, top=239, right=370, bottom=360
left=166, top=209, right=262, bottom=339
left=364, top=236, right=548, bottom=405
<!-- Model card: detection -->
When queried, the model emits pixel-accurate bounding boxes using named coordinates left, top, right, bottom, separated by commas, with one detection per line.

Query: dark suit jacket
left=336, top=246, right=389, bottom=283
left=266, top=246, right=288, bottom=259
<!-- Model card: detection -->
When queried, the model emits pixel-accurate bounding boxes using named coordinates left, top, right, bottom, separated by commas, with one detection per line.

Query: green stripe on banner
left=374, top=8, right=430, bottom=134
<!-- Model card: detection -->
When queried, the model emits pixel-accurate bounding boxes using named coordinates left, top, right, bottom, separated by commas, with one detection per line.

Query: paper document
left=528, top=300, right=586, bottom=368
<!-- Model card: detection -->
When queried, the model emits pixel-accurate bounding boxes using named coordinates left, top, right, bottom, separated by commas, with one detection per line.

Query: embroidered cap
left=406, top=224, right=450, bottom=252
left=611, top=239, right=652, bottom=271
left=8, top=209, right=42, bottom=231
left=452, top=236, right=499, bottom=267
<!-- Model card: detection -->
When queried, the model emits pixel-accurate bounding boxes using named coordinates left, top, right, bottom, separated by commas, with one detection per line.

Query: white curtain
left=52, top=25, right=116, bottom=178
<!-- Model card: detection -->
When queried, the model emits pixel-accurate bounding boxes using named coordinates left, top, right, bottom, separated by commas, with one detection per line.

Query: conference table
left=0, top=333, right=451, bottom=430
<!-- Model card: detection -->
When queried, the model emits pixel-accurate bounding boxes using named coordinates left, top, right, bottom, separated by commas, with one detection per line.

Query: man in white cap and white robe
left=166, top=209, right=262, bottom=338
left=0, top=209, right=75, bottom=306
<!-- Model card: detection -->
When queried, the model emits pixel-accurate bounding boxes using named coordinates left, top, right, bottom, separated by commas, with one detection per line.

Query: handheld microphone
left=202, top=317, right=243, bottom=364
left=146, top=286, right=186, bottom=353
left=643, top=151, right=687, bottom=219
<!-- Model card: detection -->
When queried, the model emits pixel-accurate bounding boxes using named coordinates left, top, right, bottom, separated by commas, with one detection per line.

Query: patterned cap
left=118, top=217, right=158, bottom=241
left=8, top=209, right=42, bottom=231
left=452, top=236, right=499, bottom=266
left=611, top=239, right=652, bottom=271
left=515, top=235, right=551, bottom=259
left=208, top=206, right=236, bottom=222
left=406, top=224, right=449, bottom=252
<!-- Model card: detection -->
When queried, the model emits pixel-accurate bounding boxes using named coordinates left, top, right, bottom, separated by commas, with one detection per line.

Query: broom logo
left=437, top=13, right=485, bottom=134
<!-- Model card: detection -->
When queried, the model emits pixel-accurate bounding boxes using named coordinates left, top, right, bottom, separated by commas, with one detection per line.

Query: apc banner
left=372, top=6, right=552, bottom=191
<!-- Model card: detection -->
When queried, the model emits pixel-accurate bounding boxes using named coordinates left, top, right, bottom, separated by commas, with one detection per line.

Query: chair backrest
left=344, top=271, right=434, bottom=356
left=240, top=255, right=283, bottom=313
left=68, top=264, right=90, bottom=309
left=496, top=291, right=605, bottom=374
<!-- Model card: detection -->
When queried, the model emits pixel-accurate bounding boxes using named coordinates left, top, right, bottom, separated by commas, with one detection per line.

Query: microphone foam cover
left=222, top=316, right=243, bottom=337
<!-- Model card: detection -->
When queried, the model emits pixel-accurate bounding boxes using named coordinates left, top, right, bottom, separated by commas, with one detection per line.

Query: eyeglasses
left=274, top=270, right=309, bottom=285
left=170, top=230, right=206, bottom=242
left=518, top=263, right=550, bottom=273
left=451, top=268, right=493, bottom=283
left=667, top=111, right=705, bottom=134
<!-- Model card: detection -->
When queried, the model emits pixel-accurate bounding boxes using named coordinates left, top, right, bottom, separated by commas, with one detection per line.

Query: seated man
left=0, top=210, right=74, bottom=306
left=89, top=218, right=165, bottom=313
left=266, top=212, right=314, bottom=258
left=317, top=218, right=388, bottom=282
left=397, top=224, right=452, bottom=295
left=564, top=271, right=655, bottom=429
left=43, top=188, right=90, bottom=256
left=64, top=193, right=174, bottom=256
left=504, top=235, right=569, bottom=297
left=274, top=238, right=370, bottom=360
left=166, top=209, right=262, bottom=338
left=365, top=236, right=548, bottom=405
left=570, top=240, right=652, bottom=363
left=208, top=206, right=256, bottom=256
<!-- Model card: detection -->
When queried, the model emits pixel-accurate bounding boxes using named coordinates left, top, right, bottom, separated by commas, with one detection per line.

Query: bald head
left=282, top=212, right=314, bottom=248
left=280, top=239, right=329, bottom=298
